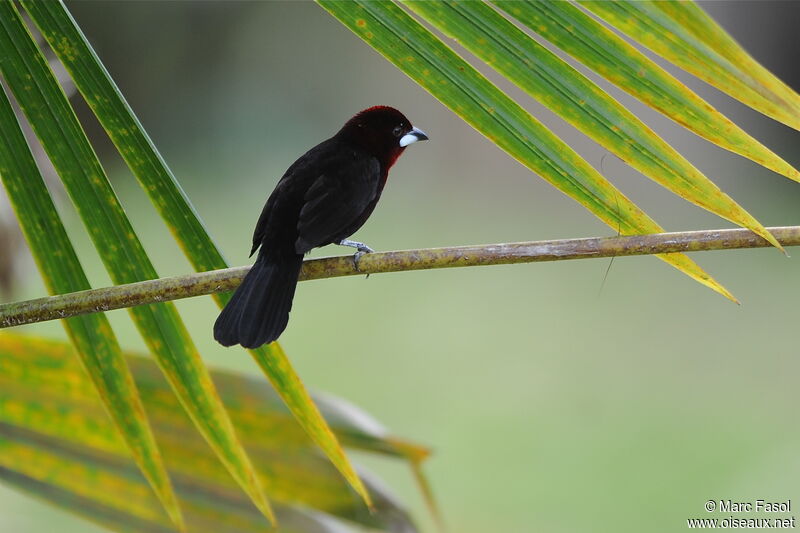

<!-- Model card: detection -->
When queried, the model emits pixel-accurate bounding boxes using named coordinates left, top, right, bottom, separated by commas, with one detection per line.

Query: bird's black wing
left=249, top=141, right=332, bottom=256
left=294, top=153, right=381, bottom=254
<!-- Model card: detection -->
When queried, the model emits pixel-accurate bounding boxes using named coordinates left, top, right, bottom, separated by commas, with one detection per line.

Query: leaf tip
left=410, top=459, right=446, bottom=533
left=358, top=479, right=376, bottom=512
left=161, top=495, right=186, bottom=532
left=714, top=283, right=739, bottom=305
left=785, top=167, right=800, bottom=184
left=253, top=490, right=277, bottom=527
left=739, top=220, right=785, bottom=255
left=763, top=230, right=787, bottom=255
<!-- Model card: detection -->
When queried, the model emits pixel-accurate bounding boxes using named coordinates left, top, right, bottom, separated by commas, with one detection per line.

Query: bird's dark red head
left=337, top=106, right=428, bottom=169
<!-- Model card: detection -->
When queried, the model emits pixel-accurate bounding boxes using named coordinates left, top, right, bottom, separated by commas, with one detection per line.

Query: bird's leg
left=338, top=239, right=374, bottom=254
left=338, top=239, right=374, bottom=272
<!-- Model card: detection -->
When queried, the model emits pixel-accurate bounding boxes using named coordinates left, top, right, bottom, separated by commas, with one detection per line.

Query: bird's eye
left=392, top=124, right=404, bottom=136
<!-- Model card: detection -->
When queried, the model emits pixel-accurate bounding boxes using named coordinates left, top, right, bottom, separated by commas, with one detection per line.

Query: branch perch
left=2, top=226, right=798, bottom=328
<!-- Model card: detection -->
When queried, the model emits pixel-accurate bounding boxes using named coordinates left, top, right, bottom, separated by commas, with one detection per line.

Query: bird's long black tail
left=214, top=252, right=303, bottom=349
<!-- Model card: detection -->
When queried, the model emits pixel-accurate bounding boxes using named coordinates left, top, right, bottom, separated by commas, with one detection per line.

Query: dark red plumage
left=214, top=106, right=428, bottom=349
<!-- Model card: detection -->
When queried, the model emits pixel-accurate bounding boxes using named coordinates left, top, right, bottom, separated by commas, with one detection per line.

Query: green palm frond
left=0, top=82, right=182, bottom=529
left=318, top=0, right=800, bottom=295
left=21, top=0, right=370, bottom=510
left=0, top=2, right=274, bottom=523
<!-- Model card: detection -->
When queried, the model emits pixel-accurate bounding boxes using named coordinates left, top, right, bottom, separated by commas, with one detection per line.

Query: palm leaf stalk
left=3, top=226, right=799, bottom=329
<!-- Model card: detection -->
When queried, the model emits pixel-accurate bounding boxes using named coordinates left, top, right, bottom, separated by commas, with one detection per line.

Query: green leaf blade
left=318, top=0, right=737, bottom=299
left=0, top=84, right=183, bottom=528
left=495, top=1, right=799, bottom=183
left=21, top=0, right=227, bottom=276
left=652, top=0, right=800, bottom=114
left=0, top=2, right=273, bottom=523
left=404, top=0, right=782, bottom=253
left=22, top=0, right=371, bottom=507
left=578, top=0, right=800, bottom=131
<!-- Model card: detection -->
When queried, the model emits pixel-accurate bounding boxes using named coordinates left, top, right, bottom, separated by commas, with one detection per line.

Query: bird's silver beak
left=399, top=127, right=429, bottom=147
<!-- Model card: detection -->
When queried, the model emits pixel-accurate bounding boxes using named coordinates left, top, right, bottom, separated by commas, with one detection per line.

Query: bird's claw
left=339, top=239, right=374, bottom=275
left=353, top=250, right=366, bottom=272
left=357, top=244, right=375, bottom=254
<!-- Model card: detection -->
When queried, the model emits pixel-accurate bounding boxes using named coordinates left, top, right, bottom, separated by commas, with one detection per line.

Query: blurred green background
left=1, top=1, right=798, bottom=532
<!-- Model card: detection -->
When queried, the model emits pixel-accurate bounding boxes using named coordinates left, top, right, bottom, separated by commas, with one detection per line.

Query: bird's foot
left=338, top=239, right=374, bottom=273
left=339, top=239, right=375, bottom=254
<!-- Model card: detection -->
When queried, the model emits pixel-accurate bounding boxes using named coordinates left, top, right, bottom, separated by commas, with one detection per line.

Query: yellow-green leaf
left=578, top=0, right=800, bottom=131
left=318, top=0, right=737, bottom=299
left=0, top=2, right=272, bottom=523
left=0, top=434, right=362, bottom=533
left=21, top=0, right=370, bottom=507
left=0, top=332, right=423, bottom=532
left=651, top=0, right=800, bottom=115
left=404, top=0, right=783, bottom=254
left=0, top=86, right=183, bottom=530
left=493, top=1, right=799, bottom=183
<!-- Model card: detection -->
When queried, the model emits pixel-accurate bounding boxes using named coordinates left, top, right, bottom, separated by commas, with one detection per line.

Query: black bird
left=214, top=106, right=428, bottom=349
